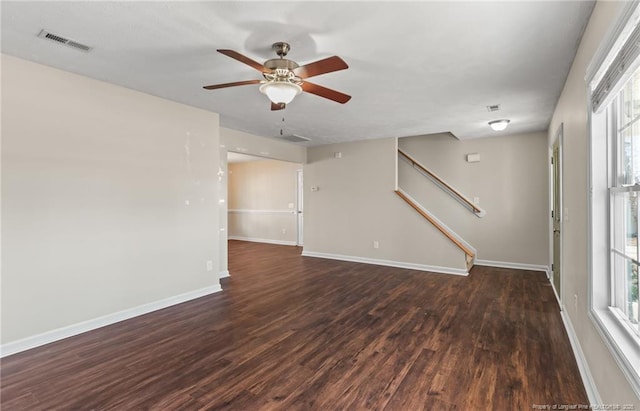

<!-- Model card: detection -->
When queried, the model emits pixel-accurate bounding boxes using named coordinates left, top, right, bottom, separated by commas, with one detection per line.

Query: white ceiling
left=1, top=1, right=595, bottom=146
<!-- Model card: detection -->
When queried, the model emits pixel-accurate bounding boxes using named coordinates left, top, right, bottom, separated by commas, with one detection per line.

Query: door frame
left=550, top=123, right=564, bottom=308
left=296, top=169, right=304, bottom=246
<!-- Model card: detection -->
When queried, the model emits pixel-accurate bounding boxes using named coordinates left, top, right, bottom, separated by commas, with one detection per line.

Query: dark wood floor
left=2, top=240, right=587, bottom=410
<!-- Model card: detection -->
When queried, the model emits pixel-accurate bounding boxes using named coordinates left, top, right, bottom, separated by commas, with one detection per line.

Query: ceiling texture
left=1, top=1, right=595, bottom=146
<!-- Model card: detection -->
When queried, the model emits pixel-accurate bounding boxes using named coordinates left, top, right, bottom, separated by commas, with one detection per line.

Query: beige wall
left=549, top=1, right=639, bottom=405
left=219, top=149, right=229, bottom=277
left=1, top=55, right=221, bottom=345
left=304, top=137, right=466, bottom=272
left=399, top=132, right=548, bottom=266
left=228, top=159, right=301, bottom=244
left=219, top=127, right=306, bottom=265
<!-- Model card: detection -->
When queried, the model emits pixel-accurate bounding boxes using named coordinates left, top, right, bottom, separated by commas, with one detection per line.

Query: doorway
left=551, top=125, right=563, bottom=305
left=226, top=152, right=303, bottom=246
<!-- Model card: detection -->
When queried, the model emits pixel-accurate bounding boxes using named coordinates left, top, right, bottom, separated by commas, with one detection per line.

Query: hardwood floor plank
left=1, top=240, right=588, bottom=410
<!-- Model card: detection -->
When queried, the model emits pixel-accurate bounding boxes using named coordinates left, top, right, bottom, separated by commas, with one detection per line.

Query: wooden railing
left=398, top=149, right=483, bottom=216
left=395, top=189, right=475, bottom=270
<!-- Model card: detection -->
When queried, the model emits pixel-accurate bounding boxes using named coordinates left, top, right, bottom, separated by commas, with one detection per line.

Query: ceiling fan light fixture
left=259, top=81, right=302, bottom=105
left=488, top=119, right=510, bottom=131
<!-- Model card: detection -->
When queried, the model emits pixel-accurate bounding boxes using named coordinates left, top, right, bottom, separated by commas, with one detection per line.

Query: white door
left=296, top=169, right=304, bottom=246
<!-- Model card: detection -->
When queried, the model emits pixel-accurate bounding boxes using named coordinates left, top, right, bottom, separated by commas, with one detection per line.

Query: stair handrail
left=398, top=149, right=484, bottom=217
left=394, top=189, right=476, bottom=263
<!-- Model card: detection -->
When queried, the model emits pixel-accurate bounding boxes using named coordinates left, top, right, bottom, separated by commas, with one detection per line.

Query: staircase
left=396, top=149, right=480, bottom=272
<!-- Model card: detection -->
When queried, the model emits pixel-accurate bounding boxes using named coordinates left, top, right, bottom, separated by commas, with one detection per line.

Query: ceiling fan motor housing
left=264, top=58, right=298, bottom=71
left=272, top=42, right=290, bottom=57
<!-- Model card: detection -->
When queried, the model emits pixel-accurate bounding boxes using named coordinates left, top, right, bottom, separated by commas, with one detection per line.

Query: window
left=610, top=69, right=640, bottom=337
left=589, top=2, right=640, bottom=396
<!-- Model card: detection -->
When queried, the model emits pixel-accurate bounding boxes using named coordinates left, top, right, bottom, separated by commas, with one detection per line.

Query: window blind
left=592, top=21, right=640, bottom=112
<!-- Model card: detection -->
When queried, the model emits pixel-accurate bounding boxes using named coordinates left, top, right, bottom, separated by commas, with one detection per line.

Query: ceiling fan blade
left=203, top=79, right=261, bottom=90
left=217, top=49, right=269, bottom=73
left=294, top=56, right=348, bottom=79
left=301, top=81, right=351, bottom=104
left=271, top=102, right=286, bottom=111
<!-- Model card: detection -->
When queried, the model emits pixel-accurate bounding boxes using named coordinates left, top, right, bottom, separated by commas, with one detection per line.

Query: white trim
left=394, top=137, right=399, bottom=191
left=587, top=4, right=640, bottom=397
left=296, top=169, right=304, bottom=247
left=396, top=188, right=477, bottom=256
left=301, top=250, right=469, bottom=276
left=228, top=236, right=297, bottom=246
left=551, top=281, right=562, bottom=309
left=0, top=284, right=222, bottom=358
left=219, top=270, right=230, bottom=278
left=474, top=259, right=549, bottom=273
left=228, top=209, right=295, bottom=215
left=550, top=124, right=564, bottom=304
left=561, top=310, right=603, bottom=405
left=590, top=309, right=640, bottom=398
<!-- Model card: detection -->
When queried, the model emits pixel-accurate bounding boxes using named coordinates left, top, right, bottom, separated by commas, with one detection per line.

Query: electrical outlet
left=282, top=228, right=287, bottom=234
left=206, top=260, right=213, bottom=272
left=373, top=241, right=380, bottom=249
left=288, top=203, right=295, bottom=209
left=473, top=197, right=480, bottom=205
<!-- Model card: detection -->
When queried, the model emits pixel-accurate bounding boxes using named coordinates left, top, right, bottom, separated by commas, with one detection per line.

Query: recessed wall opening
left=226, top=151, right=303, bottom=250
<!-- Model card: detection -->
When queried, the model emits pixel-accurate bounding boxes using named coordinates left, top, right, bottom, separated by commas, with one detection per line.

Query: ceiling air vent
left=486, top=104, right=501, bottom=112
left=37, top=29, right=92, bottom=52
left=279, top=135, right=311, bottom=143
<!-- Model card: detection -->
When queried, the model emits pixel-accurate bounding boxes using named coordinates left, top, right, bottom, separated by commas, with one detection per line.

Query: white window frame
left=588, top=1, right=640, bottom=398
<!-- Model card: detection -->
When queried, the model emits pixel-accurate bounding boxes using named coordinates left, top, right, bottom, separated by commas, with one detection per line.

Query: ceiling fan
left=203, top=42, right=351, bottom=111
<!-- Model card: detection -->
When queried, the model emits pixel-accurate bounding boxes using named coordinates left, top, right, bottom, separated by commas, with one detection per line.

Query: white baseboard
left=228, top=236, right=297, bottom=246
left=219, top=270, right=230, bottom=278
left=474, top=259, right=549, bottom=273
left=560, top=310, right=602, bottom=405
left=0, top=284, right=223, bottom=358
left=301, top=251, right=468, bottom=276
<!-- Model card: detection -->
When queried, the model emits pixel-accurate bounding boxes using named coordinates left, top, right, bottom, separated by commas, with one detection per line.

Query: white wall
left=399, top=132, right=548, bottom=266
left=303, top=137, right=466, bottom=273
left=549, top=1, right=639, bottom=405
left=228, top=159, right=301, bottom=245
left=1, top=55, right=221, bottom=347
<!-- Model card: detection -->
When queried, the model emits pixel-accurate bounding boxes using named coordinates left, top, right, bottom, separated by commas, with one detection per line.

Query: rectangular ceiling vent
left=486, top=104, right=501, bottom=112
left=37, top=29, right=92, bottom=52
left=279, top=134, right=311, bottom=143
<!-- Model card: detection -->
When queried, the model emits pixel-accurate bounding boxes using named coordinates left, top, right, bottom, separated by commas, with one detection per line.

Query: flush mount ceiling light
left=488, top=119, right=510, bottom=131
left=259, top=79, right=302, bottom=105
